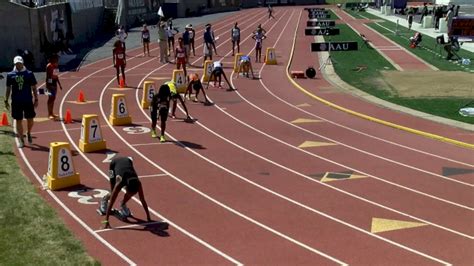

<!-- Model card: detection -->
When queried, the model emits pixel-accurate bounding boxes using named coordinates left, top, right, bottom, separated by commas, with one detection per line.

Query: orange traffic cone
left=119, top=78, right=126, bottom=88
left=0, top=112, right=9, bottom=126
left=64, top=109, right=72, bottom=124
left=78, top=90, right=85, bottom=102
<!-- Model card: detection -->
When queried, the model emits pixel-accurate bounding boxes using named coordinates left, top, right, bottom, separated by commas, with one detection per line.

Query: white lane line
left=214, top=9, right=474, bottom=236
left=132, top=142, right=173, bottom=147
left=20, top=10, right=261, bottom=266
left=138, top=174, right=168, bottom=178
left=136, top=8, right=451, bottom=265
left=239, top=33, right=474, bottom=190
left=126, top=9, right=348, bottom=265
left=15, top=138, right=137, bottom=265
left=55, top=9, right=272, bottom=266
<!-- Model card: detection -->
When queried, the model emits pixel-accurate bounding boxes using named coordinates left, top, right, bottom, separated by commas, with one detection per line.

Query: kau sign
left=307, top=20, right=336, bottom=27
left=308, top=11, right=330, bottom=19
left=311, top=42, right=358, bottom=52
left=305, top=27, right=340, bottom=36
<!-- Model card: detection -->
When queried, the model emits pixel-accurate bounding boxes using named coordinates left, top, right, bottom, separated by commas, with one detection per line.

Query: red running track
left=13, top=6, right=473, bottom=265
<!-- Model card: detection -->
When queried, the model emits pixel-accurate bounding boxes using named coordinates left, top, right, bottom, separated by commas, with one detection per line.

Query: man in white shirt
left=116, top=25, right=128, bottom=51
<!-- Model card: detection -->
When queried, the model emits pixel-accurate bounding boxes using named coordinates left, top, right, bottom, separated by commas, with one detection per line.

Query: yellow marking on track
left=296, top=103, right=311, bottom=107
left=371, top=218, right=427, bottom=233
left=298, top=141, right=337, bottom=148
left=291, top=118, right=323, bottom=124
left=33, top=117, right=50, bottom=122
left=320, top=172, right=367, bottom=182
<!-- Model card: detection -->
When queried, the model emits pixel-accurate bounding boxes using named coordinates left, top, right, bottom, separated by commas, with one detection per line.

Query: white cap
left=13, top=56, right=24, bottom=64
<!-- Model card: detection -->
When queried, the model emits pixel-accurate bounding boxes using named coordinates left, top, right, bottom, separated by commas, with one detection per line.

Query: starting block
left=290, top=71, right=305, bottom=78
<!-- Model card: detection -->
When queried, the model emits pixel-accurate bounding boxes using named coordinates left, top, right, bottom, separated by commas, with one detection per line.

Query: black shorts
left=213, top=67, right=223, bottom=76
left=193, top=82, right=203, bottom=92
left=11, top=101, right=35, bottom=120
left=143, top=38, right=150, bottom=43
left=151, top=106, right=168, bottom=122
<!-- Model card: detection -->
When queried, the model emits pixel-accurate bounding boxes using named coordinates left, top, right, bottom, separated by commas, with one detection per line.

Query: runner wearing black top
left=150, top=83, right=172, bottom=142
left=100, top=156, right=151, bottom=228
left=141, top=24, right=150, bottom=56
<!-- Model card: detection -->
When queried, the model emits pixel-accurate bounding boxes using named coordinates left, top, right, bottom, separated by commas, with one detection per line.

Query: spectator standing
left=157, top=22, right=168, bottom=64
left=141, top=24, right=151, bottom=56
left=419, top=3, right=428, bottom=24
left=188, top=24, right=196, bottom=56
left=116, top=25, right=128, bottom=51
left=231, top=22, right=240, bottom=56
left=45, top=54, right=62, bottom=120
left=203, top=24, right=214, bottom=63
left=446, top=6, right=455, bottom=34
left=407, top=8, right=414, bottom=30
left=182, top=24, right=191, bottom=60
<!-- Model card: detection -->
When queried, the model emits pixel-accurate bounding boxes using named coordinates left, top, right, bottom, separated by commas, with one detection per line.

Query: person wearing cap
left=188, top=24, right=196, bottom=56
left=231, top=22, right=241, bottom=56
left=157, top=21, right=168, bottom=64
left=99, top=156, right=151, bottom=229
left=4, top=56, right=38, bottom=148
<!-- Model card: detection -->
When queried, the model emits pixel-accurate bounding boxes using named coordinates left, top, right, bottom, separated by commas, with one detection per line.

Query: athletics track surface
left=13, top=6, right=473, bottom=265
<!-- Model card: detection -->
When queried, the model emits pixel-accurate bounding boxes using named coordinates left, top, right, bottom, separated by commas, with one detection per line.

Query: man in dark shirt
left=100, top=156, right=152, bottom=228
left=203, top=24, right=214, bottom=62
left=5, top=56, right=38, bottom=148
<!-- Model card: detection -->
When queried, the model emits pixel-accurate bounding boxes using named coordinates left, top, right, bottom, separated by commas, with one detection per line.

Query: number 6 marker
left=109, top=94, right=132, bottom=126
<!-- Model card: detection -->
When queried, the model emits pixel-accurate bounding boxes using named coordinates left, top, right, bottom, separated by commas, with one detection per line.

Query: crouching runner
left=99, top=156, right=151, bottom=228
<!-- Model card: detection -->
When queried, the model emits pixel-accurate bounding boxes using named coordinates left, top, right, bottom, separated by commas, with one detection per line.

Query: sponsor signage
left=307, top=20, right=336, bottom=27
left=449, top=17, right=474, bottom=38
left=308, top=10, right=329, bottom=16
left=304, top=7, right=325, bottom=11
left=308, top=13, right=331, bottom=19
left=311, top=42, right=358, bottom=52
left=305, top=27, right=340, bottom=36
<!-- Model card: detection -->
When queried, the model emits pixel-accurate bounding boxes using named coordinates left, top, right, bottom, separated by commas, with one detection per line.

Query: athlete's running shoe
left=119, top=203, right=131, bottom=217
left=151, top=129, right=157, bottom=138
left=160, top=135, right=166, bottom=143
